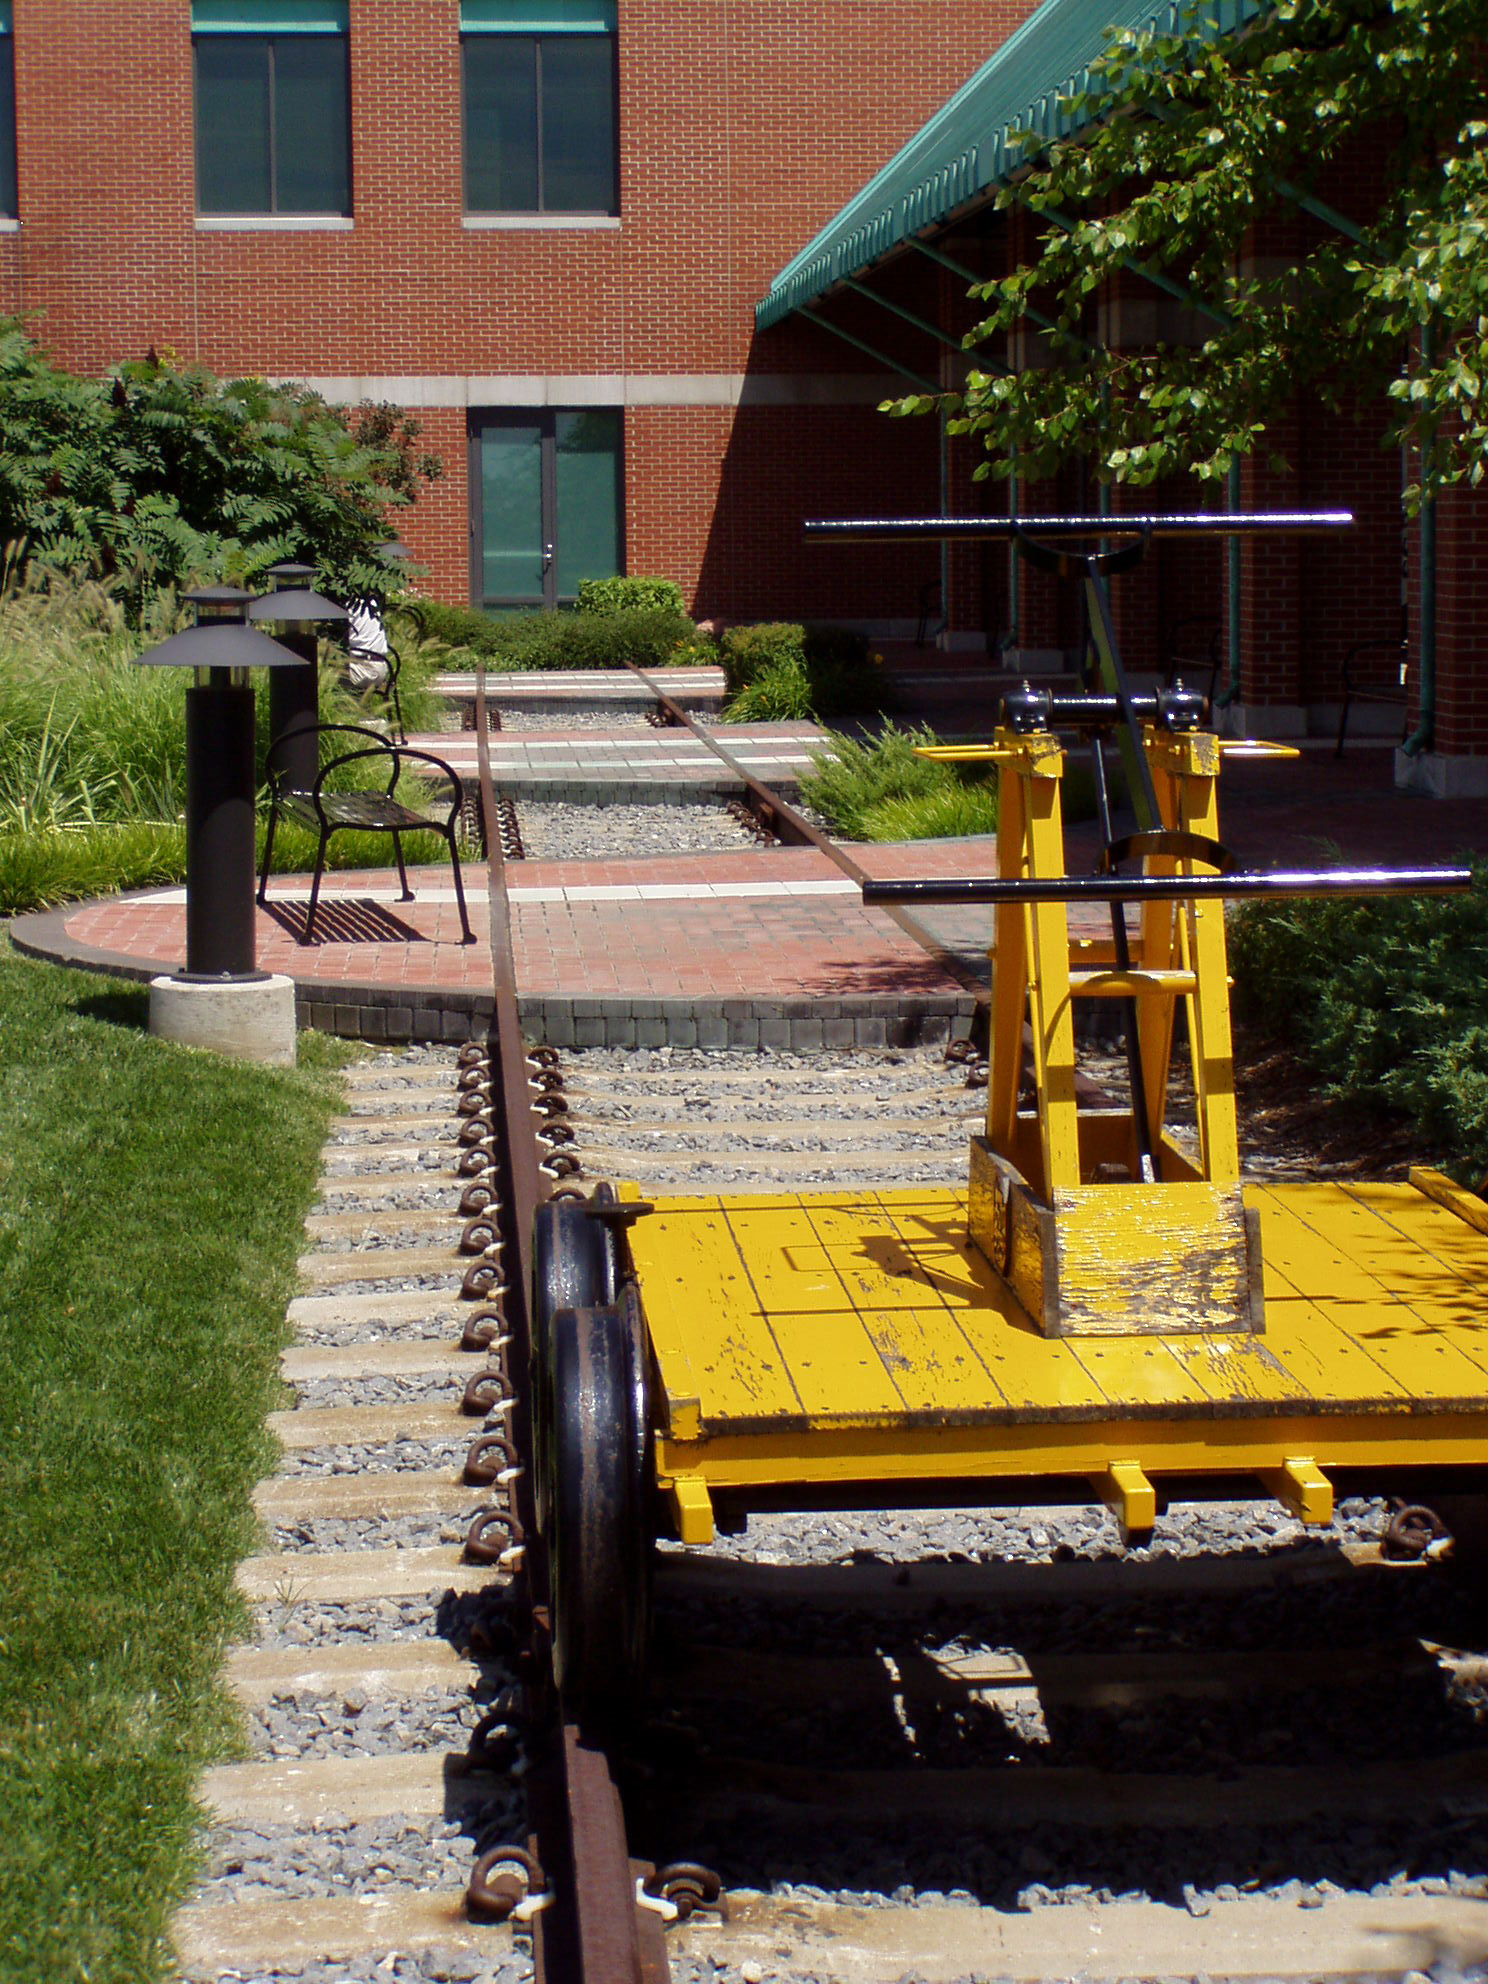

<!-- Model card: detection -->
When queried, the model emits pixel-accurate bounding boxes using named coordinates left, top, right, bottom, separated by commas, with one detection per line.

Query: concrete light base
left=149, top=972, right=298, bottom=1066
left=1394, top=748, right=1488, bottom=798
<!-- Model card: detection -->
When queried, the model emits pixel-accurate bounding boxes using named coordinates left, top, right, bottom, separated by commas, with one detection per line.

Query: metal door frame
left=468, top=408, right=623, bottom=613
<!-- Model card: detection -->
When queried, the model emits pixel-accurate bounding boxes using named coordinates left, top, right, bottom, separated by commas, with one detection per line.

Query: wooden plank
left=1252, top=1297, right=1411, bottom=1405
left=1315, top=1294, right=1488, bottom=1402
left=1068, top=1337, right=1213, bottom=1409
left=856, top=1305, right=1009, bottom=1414
left=1246, top=1185, right=1402, bottom=1304
left=628, top=1206, right=799, bottom=1430
left=766, top=1309, right=910, bottom=1420
left=1343, top=1180, right=1488, bottom=1289
left=804, top=1201, right=949, bottom=1311
left=1411, top=1165, right=1488, bottom=1236
left=1163, top=1331, right=1309, bottom=1406
left=726, top=1206, right=851, bottom=1316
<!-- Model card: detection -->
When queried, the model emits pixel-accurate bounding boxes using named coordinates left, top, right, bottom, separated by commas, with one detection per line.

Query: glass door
left=470, top=409, right=622, bottom=612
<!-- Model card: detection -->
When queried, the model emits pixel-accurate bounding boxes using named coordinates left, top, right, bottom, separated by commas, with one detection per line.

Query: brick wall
left=3, top=0, right=1012, bottom=614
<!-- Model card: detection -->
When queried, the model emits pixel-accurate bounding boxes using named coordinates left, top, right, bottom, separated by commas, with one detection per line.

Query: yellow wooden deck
left=624, top=1178, right=1488, bottom=1514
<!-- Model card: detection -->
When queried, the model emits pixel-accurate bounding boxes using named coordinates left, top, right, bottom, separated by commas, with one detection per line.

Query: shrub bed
left=720, top=623, right=880, bottom=722
left=407, top=600, right=697, bottom=671
left=0, top=570, right=449, bottom=915
left=1230, top=869, right=1488, bottom=1183
left=574, top=575, right=684, bottom=616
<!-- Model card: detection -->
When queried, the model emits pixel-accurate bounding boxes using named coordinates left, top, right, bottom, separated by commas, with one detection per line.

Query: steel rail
left=475, top=666, right=666, bottom=1984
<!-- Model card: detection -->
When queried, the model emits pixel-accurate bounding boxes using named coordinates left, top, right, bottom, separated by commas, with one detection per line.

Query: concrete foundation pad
left=1395, top=746, right=1488, bottom=798
left=148, top=971, right=297, bottom=1065
left=1215, top=701, right=1309, bottom=739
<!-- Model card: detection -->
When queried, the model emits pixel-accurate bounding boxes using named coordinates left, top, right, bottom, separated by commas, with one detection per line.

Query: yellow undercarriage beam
left=1262, top=1455, right=1334, bottom=1525
left=669, top=1472, right=715, bottom=1545
left=658, top=1408, right=1488, bottom=1494
left=1097, top=1459, right=1156, bottom=1533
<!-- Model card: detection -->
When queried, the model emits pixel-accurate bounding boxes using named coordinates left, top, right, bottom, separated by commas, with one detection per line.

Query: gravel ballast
left=513, top=799, right=762, bottom=861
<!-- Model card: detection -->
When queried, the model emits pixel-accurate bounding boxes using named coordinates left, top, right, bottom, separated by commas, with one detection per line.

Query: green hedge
left=720, top=622, right=879, bottom=722
left=1230, top=870, right=1488, bottom=1184
left=407, top=600, right=697, bottom=672
left=575, top=576, right=684, bottom=616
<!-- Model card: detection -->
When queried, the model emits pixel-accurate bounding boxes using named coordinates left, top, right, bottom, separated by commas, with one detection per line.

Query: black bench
left=258, top=722, right=475, bottom=945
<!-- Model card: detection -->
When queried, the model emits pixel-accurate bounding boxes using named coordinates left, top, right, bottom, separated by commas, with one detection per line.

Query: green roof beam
left=841, top=277, right=1009, bottom=375
left=908, top=234, right=1098, bottom=354
left=799, top=309, right=941, bottom=397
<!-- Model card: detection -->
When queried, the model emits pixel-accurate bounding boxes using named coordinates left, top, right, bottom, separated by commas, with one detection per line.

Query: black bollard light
left=250, top=562, right=349, bottom=795
left=137, top=588, right=307, bottom=980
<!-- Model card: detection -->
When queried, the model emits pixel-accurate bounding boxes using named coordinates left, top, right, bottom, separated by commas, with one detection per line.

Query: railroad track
left=174, top=661, right=1488, bottom=1984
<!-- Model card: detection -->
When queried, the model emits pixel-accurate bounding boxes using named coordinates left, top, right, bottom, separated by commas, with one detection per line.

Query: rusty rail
left=619, top=661, right=1124, bottom=1101
left=622, top=659, right=989, bottom=1003
left=474, top=665, right=665, bottom=1984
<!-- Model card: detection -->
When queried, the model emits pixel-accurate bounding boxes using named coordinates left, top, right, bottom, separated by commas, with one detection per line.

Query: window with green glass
left=192, top=2, right=350, bottom=216
left=0, top=5, right=15, bottom=221
left=462, top=3, right=617, bottom=215
left=469, top=409, right=622, bottom=612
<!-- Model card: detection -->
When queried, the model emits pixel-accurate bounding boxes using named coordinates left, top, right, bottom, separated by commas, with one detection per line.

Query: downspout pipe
left=1403, top=322, right=1436, bottom=756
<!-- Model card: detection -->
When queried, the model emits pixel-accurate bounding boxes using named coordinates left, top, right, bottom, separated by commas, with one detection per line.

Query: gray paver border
left=9, top=898, right=981, bottom=1050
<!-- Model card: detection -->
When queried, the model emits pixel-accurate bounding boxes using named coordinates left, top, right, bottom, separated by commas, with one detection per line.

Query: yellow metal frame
left=970, top=723, right=1259, bottom=1337
left=621, top=729, right=1488, bottom=1548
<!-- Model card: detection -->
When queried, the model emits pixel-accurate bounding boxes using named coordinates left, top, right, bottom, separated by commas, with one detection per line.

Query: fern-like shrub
left=719, top=623, right=880, bottom=722
left=1230, top=870, right=1488, bottom=1182
left=0, top=320, right=439, bottom=612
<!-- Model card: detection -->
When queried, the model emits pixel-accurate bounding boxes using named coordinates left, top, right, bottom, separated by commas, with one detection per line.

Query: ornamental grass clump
left=0, top=563, right=450, bottom=913
left=799, top=722, right=996, bottom=841
left=1230, top=866, right=1488, bottom=1183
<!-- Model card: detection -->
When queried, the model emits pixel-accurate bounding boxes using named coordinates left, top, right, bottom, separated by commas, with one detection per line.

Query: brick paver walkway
left=52, top=841, right=995, bottom=999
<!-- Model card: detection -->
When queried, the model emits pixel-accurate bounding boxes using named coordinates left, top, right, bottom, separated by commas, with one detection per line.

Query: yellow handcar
left=532, top=514, right=1486, bottom=1724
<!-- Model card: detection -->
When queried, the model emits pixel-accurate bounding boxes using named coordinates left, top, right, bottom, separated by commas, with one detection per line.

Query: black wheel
left=549, top=1290, right=653, bottom=1732
left=530, top=1194, right=619, bottom=1536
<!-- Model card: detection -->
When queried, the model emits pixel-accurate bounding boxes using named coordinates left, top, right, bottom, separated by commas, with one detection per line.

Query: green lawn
left=0, top=944, right=350, bottom=1983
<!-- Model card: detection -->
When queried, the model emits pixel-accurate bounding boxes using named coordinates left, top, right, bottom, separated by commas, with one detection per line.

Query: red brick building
left=0, top=0, right=1480, bottom=789
left=0, top=1, right=1014, bottom=621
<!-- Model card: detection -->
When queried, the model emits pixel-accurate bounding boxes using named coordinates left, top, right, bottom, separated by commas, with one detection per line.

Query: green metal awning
left=755, top=0, right=1262, bottom=331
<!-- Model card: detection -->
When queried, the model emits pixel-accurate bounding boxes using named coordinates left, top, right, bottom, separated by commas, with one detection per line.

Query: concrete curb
left=8, top=902, right=981, bottom=1052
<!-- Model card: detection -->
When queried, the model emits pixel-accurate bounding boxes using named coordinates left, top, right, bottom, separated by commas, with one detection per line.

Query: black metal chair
left=258, top=722, right=474, bottom=944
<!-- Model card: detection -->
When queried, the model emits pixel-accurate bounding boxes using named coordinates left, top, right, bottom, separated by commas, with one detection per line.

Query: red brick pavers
left=56, top=841, right=996, bottom=1001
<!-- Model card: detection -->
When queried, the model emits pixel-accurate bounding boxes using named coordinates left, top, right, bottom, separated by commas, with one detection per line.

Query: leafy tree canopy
left=887, top=0, right=1488, bottom=507
left=0, top=319, right=442, bottom=615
